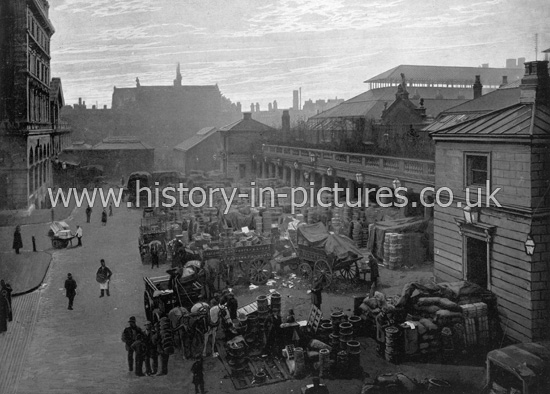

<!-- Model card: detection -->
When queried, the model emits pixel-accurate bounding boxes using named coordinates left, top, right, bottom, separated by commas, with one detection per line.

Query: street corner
left=0, top=250, right=52, bottom=294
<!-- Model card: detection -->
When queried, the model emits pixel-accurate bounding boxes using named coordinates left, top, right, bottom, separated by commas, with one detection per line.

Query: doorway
left=466, top=236, right=488, bottom=288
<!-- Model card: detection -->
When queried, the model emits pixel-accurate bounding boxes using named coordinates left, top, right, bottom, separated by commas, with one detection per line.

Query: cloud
left=55, top=0, right=162, bottom=17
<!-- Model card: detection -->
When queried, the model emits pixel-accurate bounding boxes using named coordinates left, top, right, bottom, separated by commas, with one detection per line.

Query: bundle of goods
left=460, top=302, right=489, bottom=349
left=357, top=292, right=388, bottom=337
left=382, top=232, right=426, bottom=269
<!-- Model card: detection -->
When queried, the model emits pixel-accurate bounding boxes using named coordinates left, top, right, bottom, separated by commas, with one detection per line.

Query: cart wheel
left=339, top=266, right=356, bottom=281
left=248, top=258, right=271, bottom=285
left=288, top=260, right=299, bottom=271
left=314, top=259, right=333, bottom=288
left=299, top=263, right=313, bottom=282
left=52, top=239, right=63, bottom=249
left=144, top=292, right=153, bottom=322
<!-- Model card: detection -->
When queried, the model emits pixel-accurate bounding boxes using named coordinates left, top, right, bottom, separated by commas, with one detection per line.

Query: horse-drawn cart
left=139, top=217, right=169, bottom=265
left=295, top=222, right=364, bottom=287
left=48, top=221, right=76, bottom=249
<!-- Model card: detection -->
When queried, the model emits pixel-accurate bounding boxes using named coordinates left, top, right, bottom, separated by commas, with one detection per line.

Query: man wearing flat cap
left=64, top=273, right=77, bottom=310
left=121, top=316, right=143, bottom=373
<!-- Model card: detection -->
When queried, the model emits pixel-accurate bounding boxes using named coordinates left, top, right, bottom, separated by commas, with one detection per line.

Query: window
left=465, top=153, right=489, bottom=186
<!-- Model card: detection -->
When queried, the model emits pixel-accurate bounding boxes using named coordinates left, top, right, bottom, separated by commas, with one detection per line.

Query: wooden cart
left=295, top=230, right=363, bottom=287
left=48, top=221, right=76, bottom=249
left=138, top=217, right=169, bottom=265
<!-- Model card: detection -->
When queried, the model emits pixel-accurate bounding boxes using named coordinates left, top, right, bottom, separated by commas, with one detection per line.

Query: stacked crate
left=460, top=302, right=489, bottom=348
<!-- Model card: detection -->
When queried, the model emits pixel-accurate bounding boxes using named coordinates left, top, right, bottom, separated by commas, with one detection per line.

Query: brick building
left=0, top=0, right=71, bottom=210
left=219, top=113, right=275, bottom=181
left=428, top=61, right=550, bottom=343
left=173, top=127, right=221, bottom=175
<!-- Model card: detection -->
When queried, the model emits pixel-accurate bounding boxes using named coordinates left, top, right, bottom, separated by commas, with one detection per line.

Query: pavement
left=0, top=199, right=486, bottom=394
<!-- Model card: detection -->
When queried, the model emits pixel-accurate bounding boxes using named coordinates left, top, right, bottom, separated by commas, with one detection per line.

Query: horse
left=190, top=301, right=234, bottom=357
left=168, top=306, right=195, bottom=359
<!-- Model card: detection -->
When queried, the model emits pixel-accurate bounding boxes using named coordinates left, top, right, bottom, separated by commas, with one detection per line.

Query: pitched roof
left=429, top=103, right=550, bottom=139
left=65, top=141, right=92, bottom=150
left=93, top=136, right=153, bottom=150
left=219, top=114, right=276, bottom=133
left=311, top=87, right=467, bottom=120
left=365, top=64, right=524, bottom=87
left=174, top=127, right=220, bottom=152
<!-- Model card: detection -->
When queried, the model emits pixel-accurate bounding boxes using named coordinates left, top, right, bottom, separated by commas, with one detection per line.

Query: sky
left=48, top=0, right=550, bottom=109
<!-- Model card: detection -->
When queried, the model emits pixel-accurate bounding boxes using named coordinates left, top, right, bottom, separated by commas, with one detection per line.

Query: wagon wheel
left=314, top=259, right=333, bottom=288
left=299, top=262, right=313, bottom=282
left=339, top=264, right=358, bottom=281
left=248, top=258, right=271, bottom=285
left=288, top=259, right=299, bottom=271
left=52, top=239, right=63, bottom=249
left=144, top=292, right=153, bottom=322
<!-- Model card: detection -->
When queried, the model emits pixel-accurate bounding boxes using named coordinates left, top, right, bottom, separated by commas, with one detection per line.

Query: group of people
left=62, top=259, right=113, bottom=310
left=0, top=279, right=13, bottom=334
left=120, top=315, right=205, bottom=392
left=85, top=203, right=113, bottom=226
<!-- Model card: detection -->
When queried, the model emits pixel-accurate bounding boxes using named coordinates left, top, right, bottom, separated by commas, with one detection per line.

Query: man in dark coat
left=121, top=316, right=143, bottom=372
left=191, top=356, right=205, bottom=394
left=64, top=273, right=77, bottom=310
left=0, top=289, right=10, bottom=334
left=131, top=332, right=147, bottom=377
left=310, top=278, right=323, bottom=309
left=226, top=292, right=238, bottom=321
left=1, top=280, right=13, bottom=321
left=101, top=209, right=107, bottom=226
left=85, top=205, right=92, bottom=223
left=150, top=245, right=159, bottom=269
left=13, top=225, right=23, bottom=254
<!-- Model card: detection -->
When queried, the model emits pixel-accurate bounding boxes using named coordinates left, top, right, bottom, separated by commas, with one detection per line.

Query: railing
left=262, top=144, right=435, bottom=185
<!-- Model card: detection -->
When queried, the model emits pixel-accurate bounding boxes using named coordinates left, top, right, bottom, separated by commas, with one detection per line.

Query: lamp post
left=525, top=233, right=535, bottom=255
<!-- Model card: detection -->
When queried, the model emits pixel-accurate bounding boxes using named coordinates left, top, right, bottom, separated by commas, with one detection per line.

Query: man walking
left=121, top=316, right=143, bottom=373
left=150, top=244, right=159, bottom=269
left=64, top=273, right=77, bottom=310
left=96, top=259, right=113, bottom=297
left=101, top=208, right=107, bottom=226
left=85, top=205, right=92, bottom=223
left=13, top=225, right=23, bottom=254
left=191, top=356, right=205, bottom=394
left=1, top=280, right=13, bottom=321
left=75, top=225, right=83, bottom=247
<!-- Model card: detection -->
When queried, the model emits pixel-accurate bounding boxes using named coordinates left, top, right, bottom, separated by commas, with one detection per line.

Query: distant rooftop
left=93, top=136, right=153, bottom=150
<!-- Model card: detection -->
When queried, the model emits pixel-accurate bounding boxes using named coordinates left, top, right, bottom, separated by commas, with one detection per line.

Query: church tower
left=174, top=63, right=182, bottom=87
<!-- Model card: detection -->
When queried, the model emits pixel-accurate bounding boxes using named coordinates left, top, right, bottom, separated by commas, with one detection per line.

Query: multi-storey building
left=0, top=0, right=70, bottom=210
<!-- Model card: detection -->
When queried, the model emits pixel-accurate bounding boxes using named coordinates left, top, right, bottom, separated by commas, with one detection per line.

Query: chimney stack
left=519, top=61, right=550, bottom=105
left=243, top=112, right=252, bottom=120
left=250, top=103, right=254, bottom=112
left=518, top=57, right=526, bottom=67
left=78, top=97, right=82, bottom=106
left=506, top=59, right=517, bottom=68
left=282, top=110, right=290, bottom=143
left=473, top=75, right=483, bottom=99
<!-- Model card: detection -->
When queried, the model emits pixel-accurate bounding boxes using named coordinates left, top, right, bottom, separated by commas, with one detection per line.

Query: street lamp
left=525, top=233, right=535, bottom=255
left=355, top=173, right=364, bottom=183
left=327, top=167, right=334, bottom=177
left=304, top=171, right=310, bottom=180
left=392, top=178, right=401, bottom=189
left=463, top=206, right=479, bottom=224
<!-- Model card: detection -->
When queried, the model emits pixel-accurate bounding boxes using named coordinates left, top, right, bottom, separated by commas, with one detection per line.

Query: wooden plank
left=273, top=358, right=292, bottom=380
left=492, top=277, right=530, bottom=299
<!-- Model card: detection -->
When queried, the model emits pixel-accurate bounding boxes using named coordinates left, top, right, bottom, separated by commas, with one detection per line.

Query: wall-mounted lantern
left=392, top=178, right=401, bottom=189
left=304, top=172, right=310, bottom=180
left=293, top=161, right=299, bottom=169
left=356, top=173, right=364, bottom=183
left=309, top=152, right=317, bottom=163
left=463, top=206, right=479, bottom=224
left=276, top=158, right=281, bottom=166
left=525, top=233, right=535, bottom=256
left=327, top=167, right=334, bottom=176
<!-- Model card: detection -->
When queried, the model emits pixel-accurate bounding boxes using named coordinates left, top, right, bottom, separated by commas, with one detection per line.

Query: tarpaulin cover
left=297, top=222, right=329, bottom=246
left=298, top=223, right=362, bottom=259
left=366, top=216, right=428, bottom=257
left=223, top=211, right=256, bottom=230
left=487, top=341, right=550, bottom=380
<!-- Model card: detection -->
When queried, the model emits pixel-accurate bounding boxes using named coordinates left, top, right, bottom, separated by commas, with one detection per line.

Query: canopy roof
left=297, top=222, right=363, bottom=259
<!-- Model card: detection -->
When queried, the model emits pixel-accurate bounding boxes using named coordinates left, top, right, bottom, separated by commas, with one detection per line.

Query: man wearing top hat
left=121, top=316, right=143, bottom=373
left=64, top=273, right=77, bottom=310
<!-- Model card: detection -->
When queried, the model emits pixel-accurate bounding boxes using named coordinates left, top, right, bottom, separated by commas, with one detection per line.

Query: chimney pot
left=520, top=60, right=550, bottom=105
left=473, top=75, right=483, bottom=99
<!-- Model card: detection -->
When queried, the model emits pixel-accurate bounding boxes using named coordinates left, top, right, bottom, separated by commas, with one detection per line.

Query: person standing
left=121, top=316, right=143, bottom=373
left=226, top=292, right=238, bottom=321
left=13, top=225, right=23, bottom=254
left=310, top=278, right=323, bottom=310
left=0, top=289, right=10, bottom=334
left=131, top=333, right=147, bottom=377
left=101, top=209, right=107, bottom=226
left=85, top=205, right=92, bottom=223
left=368, top=255, right=380, bottom=295
left=153, top=322, right=169, bottom=376
left=64, top=273, right=77, bottom=310
left=150, top=245, right=159, bottom=269
left=75, top=225, right=83, bottom=247
left=143, top=321, right=157, bottom=375
left=0, top=280, right=13, bottom=321
left=109, top=203, right=113, bottom=217
left=96, top=259, right=113, bottom=297
left=191, top=356, right=205, bottom=394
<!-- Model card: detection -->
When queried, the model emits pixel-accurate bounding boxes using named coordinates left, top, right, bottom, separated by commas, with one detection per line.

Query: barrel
left=385, top=326, right=401, bottom=363
left=347, top=340, right=361, bottom=355
left=331, top=312, right=345, bottom=333
left=348, top=315, right=362, bottom=337
left=247, top=314, right=258, bottom=331
left=336, top=350, right=349, bottom=377
left=270, top=292, right=281, bottom=313
left=294, top=347, right=306, bottom=378
left=319, top=349, right=330, bottom=378
left=339, top=322, right=353, bottom=334
left=347, top=340, right=361, bottom=368
left=319, top=323, right=333, bottom=343
left=257, top=295, right=269, bottom=312
left=329, top=333, right=340, bottom=352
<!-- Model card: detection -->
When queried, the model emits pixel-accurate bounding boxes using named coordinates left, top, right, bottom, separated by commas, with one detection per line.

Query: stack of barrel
left=346, top=339, right=362, bottom=377
left=385, top=326, right=402, bottom=363
left=246, top=313, right=260, bottom=350
left=348, top=315, right=362, bottom=338
left=318, top=319, right=332, bottom=344
left=319, top=348, right=330, bottom=378
left=159, top=316, right=175, bottom=355
left=339, top=321, right=353, bottom=351
left=270, top=292, right=281, bottom=315
left=330, top=312, right=345, bottom=357
left=256, top=295, right=270, bottom=331
left=226, top=341, right=247, bottom=376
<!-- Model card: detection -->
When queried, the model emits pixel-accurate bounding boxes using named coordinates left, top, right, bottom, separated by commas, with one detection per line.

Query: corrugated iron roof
left=174, top=127, right=220, bottom=152
left=365, top=64, right=524, bottom=86
left=430, top=103, right=550, bottom=137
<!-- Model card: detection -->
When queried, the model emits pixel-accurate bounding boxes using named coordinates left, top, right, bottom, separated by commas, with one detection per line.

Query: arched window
left=29, top=148, right=34, bottom=165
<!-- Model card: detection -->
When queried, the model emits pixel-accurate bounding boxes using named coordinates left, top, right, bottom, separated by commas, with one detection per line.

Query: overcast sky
left=49, top=0, right=550, bottom=109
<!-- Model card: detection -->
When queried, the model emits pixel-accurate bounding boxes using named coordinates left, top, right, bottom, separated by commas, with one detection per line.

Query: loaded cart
left=48, top=221, right=76, bottom=249
left=295, top=222, right=364, bottom=287
left=138, top=217, right=169, bottom=265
